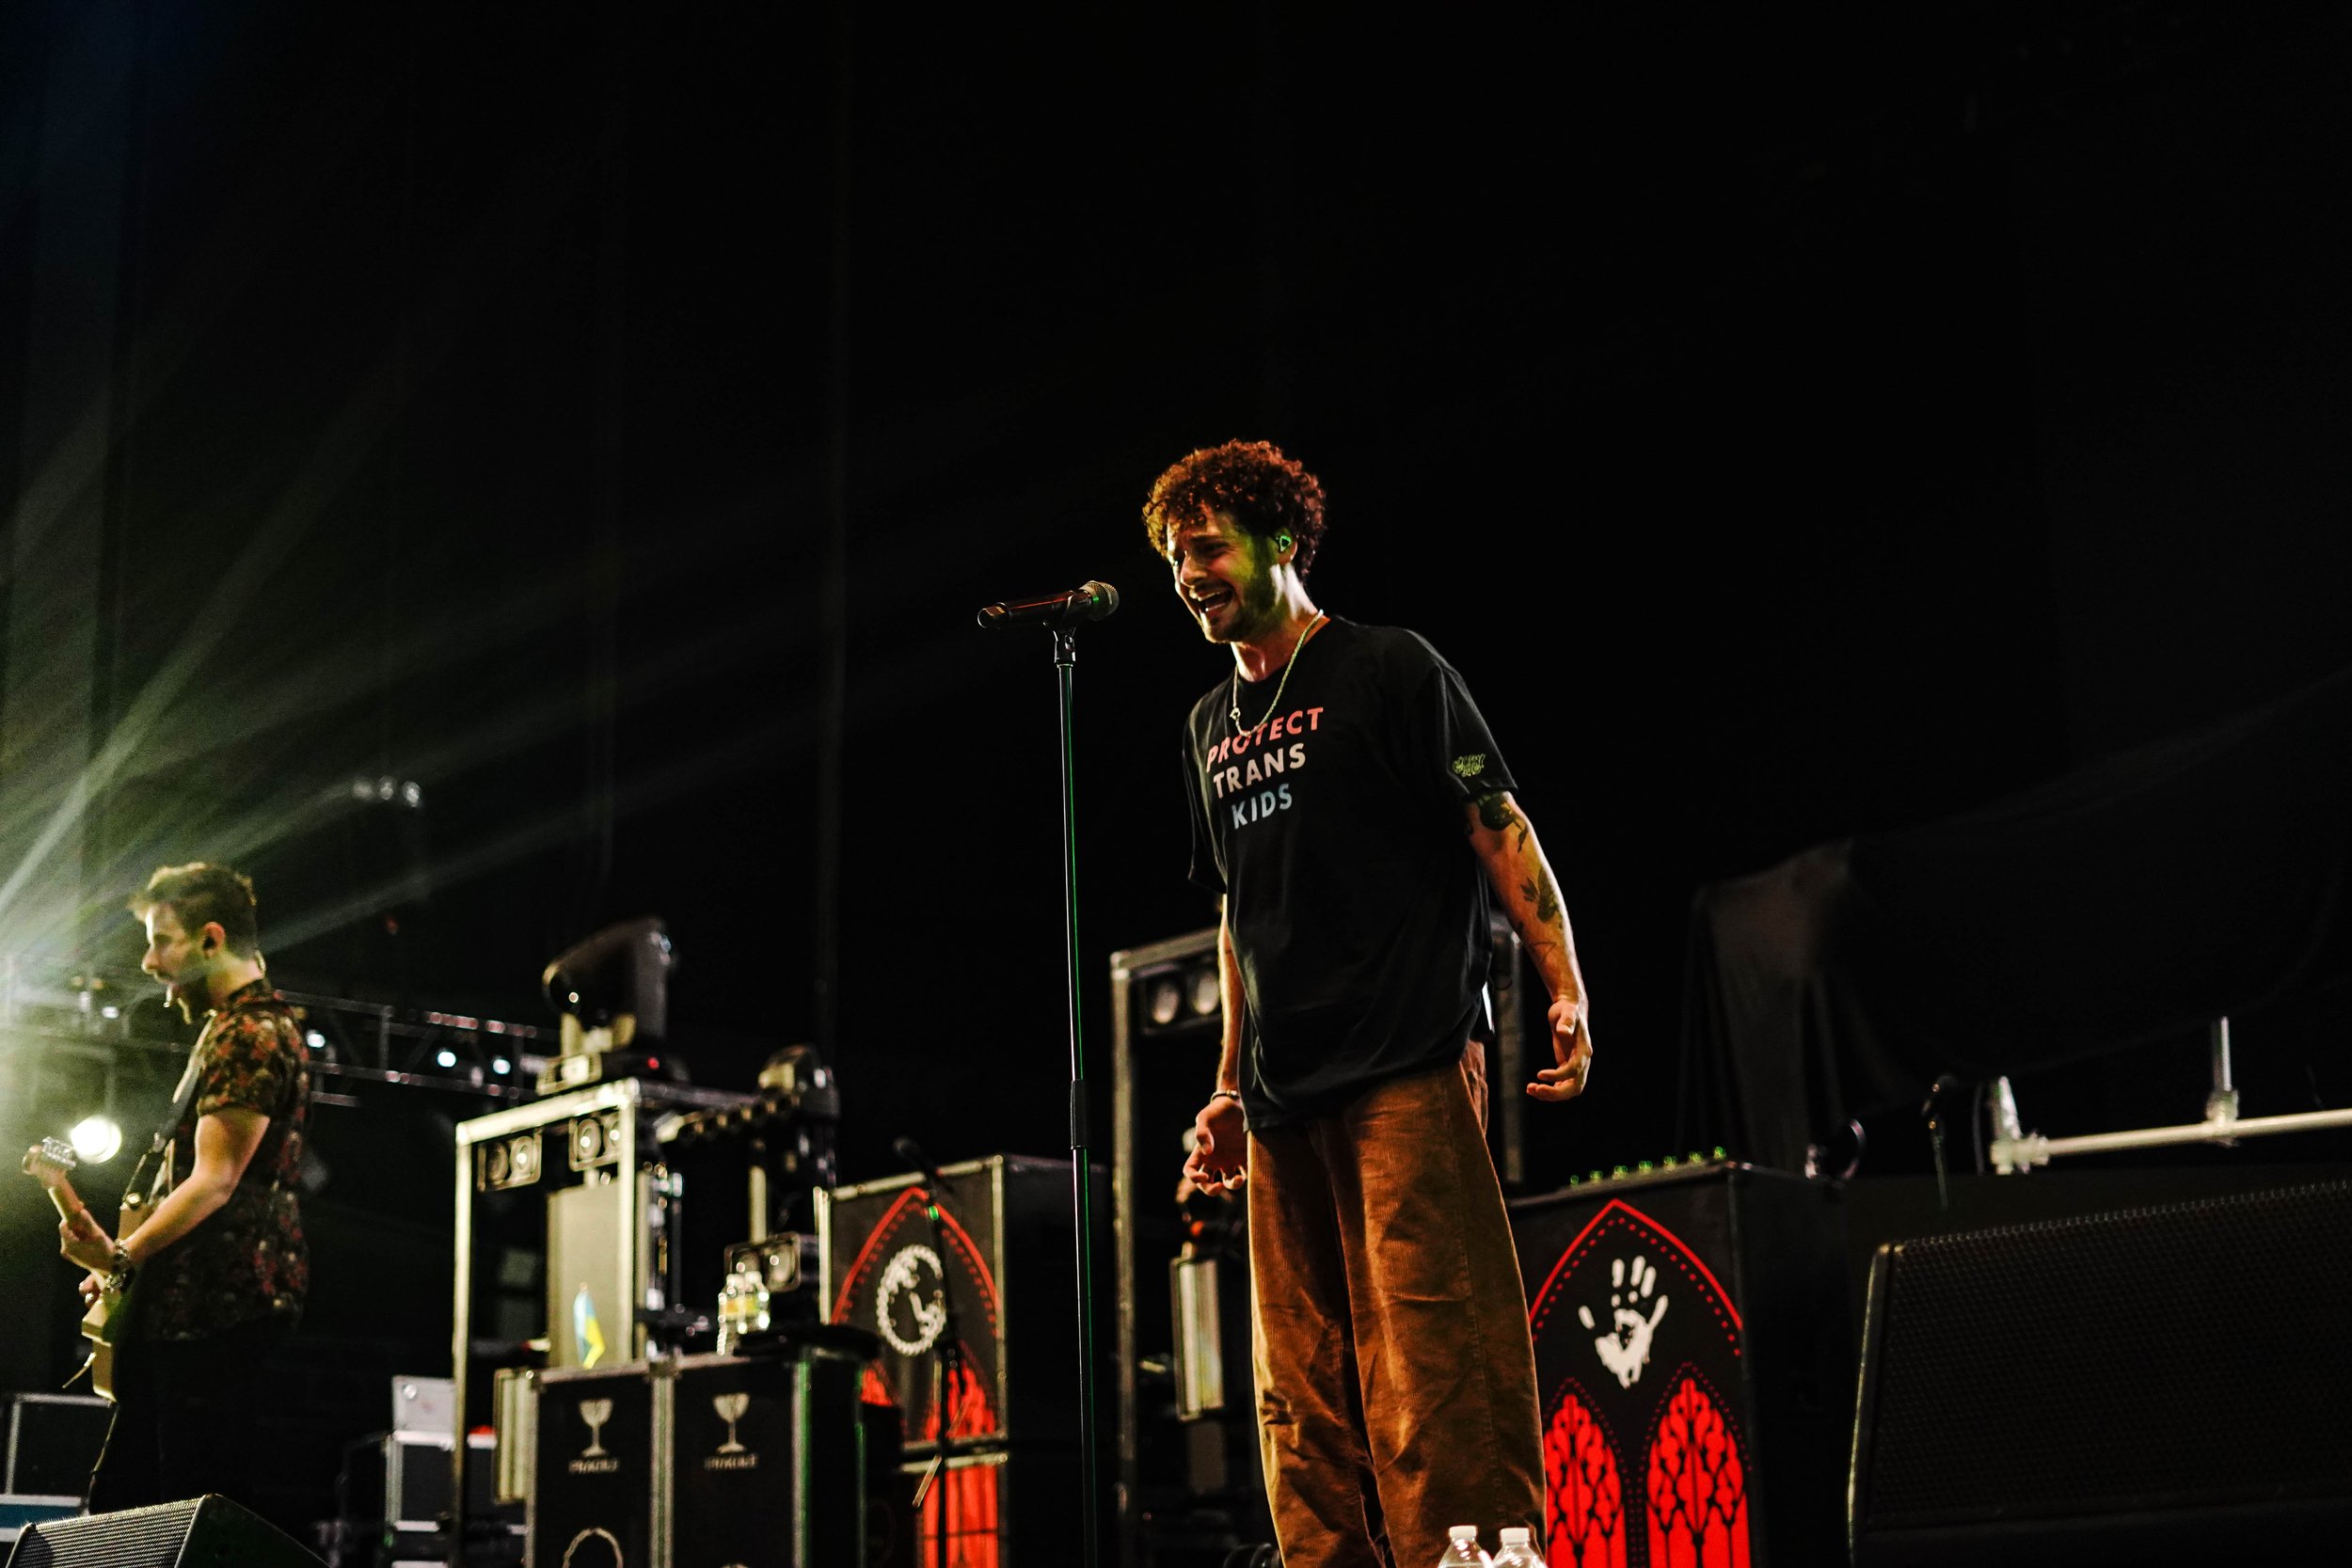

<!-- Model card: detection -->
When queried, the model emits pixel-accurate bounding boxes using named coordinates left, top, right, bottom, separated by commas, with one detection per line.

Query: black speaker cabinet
left=6, top=1494, right=324, bottom=1568
left=669, top=1349, right=865, bottom=1567
left=1510, top=1161, right=1850, bottom=1568
left=533, top=1363, right=657, bottom=1568
left=533, top=1348, right=869, bottom=1568
left=4, top=1395, right=110, bottom=1499
left=1851, top=1178, right=2352, bottom=1566
left=818, top=1154, right=1100, bottom=1455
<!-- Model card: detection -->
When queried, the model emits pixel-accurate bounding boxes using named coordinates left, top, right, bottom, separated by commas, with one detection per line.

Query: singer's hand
left=1527, top=993, right=1594, bottom=1102
left=1182, top=1095, right=1248, bottom=1196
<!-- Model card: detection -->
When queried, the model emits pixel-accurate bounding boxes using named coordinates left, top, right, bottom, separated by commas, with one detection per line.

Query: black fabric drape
left=1681, top=664, right=2352, bottom=1171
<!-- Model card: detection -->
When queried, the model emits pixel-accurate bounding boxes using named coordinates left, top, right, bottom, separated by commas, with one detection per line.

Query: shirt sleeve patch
left=1451, top=752, right=1488, bottom=779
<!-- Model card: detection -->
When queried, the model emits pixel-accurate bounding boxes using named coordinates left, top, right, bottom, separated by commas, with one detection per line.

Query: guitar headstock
left=21, top=1136, right=78, bottom=1187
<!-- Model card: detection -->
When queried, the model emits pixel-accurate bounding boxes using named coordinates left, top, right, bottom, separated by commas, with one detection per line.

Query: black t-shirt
left=1184, top=617, right=1517, bottom=1126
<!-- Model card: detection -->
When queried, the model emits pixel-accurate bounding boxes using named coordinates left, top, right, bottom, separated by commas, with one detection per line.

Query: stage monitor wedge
left=1851, top=1179, right=2352, bottom=1566
left=7, top=1494, right=324, bottom=1568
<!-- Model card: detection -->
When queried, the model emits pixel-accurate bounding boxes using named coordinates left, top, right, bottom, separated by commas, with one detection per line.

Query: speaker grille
left=10, top=1495, right=320, bottom=1568
left=1860, top=1180, right=2352, bottom=1524
left=13, top=1497, right=203, bottom=1567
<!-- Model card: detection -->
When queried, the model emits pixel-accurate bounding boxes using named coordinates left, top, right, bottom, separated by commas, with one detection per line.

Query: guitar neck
left=40, top=1181, right=89, bottom=1227
left=23, top=1141, right=97, bottom=1233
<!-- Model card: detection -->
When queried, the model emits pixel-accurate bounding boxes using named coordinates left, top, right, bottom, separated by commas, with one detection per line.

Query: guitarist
left=56, top=863, right=310, bottom=1515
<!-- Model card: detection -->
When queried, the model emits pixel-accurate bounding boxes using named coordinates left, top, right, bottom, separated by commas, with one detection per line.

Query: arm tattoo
left=1475, top=791, right=1514, bottom=833
left=1536, top=876, right=1560, bottom=926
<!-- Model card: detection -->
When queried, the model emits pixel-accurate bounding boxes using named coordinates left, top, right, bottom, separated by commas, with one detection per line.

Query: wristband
left=104, top=1243, right=136, bottom=1292
left=1209, top=1088, right=1243, bottom=1106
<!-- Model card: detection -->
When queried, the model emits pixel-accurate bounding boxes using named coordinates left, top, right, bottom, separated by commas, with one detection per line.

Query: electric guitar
left=20, top=1137, right=152, bottom=1401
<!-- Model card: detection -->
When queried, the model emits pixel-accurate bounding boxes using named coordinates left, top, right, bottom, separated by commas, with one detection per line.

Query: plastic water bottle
left=1492, top=1526, right=1547, bottom=1567
left=1436, top=1525, right=1491, bottom=1566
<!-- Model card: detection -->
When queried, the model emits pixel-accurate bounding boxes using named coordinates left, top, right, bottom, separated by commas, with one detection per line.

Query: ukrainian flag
left=573, top=1284, right=607, bottom=1368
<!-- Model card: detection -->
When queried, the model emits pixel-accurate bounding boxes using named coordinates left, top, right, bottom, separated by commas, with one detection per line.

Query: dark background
left=4, top=0, right=2349, bottom=1467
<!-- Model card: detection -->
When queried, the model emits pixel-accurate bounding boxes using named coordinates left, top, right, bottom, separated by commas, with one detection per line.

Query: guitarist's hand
left=57, top=1206, right=115, bottom=1274
left=78, top=1272, right=104, bottom=1305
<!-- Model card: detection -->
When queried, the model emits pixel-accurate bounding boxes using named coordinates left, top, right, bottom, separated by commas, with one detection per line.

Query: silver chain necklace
left=1229, top=612, right=1326, bottom=731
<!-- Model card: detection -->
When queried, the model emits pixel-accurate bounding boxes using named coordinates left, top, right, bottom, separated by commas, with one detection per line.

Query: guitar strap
left=121, top=1011, right=220, bottom=1210
left=125, top=994, right=306, bottom=1205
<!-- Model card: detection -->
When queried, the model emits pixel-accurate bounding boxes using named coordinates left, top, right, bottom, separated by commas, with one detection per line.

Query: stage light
left=1149, top=978, right=1182, bottom=1026
left=543, top=918, right=672, bottom=1053
left=492, top=1056, right=512, bottom=1074
left=306, top=1030, right=326, bottom=1048
left=100, top=1005, right=119, bottom=1020
left=568, top=1109, right=622, bottom=1170
left=349, top=775, right=425, bottom=809
left=70, top=1116, right=122, bottom=1164
left=1187, top=965, right=1220, bottom=1017
left=478, top=1130, right=544, bottom=1192
left=437, top=1049, right=458, bottom=1069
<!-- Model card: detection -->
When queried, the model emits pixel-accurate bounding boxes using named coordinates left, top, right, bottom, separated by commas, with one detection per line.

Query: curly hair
left=130, top=862, right=261, bottom=955
left=1142, top=439, right=1328, bottom=574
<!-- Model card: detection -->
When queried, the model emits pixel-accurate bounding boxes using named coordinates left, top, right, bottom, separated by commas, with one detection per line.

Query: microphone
left=894, top=1134, right=945, bottom=1191
left=976, top=580, right=1120, bottom=630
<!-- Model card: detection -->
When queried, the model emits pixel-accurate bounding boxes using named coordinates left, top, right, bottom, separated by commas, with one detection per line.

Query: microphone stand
left=1050, top=624, right=1105, bottom=1567
left=975, top=600, right=1107, bottom=1565
left=902, top=1159, right=965, bottom=1568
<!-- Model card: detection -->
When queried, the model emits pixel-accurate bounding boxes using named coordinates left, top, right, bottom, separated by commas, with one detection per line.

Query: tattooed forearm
left=1468, top=791, right=1581, bottom=998
left=1471, top=790, right=1534, bottom=851
left=1475, top=791, right=1514, bottom=832
left=1519, top=874, right=1564, bottom=928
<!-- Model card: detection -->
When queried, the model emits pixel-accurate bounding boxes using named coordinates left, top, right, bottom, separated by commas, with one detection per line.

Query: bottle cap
left=1500, top=1528, right=1532, bottom=1544
left=1449, top=1526, right=1479, bottom=1542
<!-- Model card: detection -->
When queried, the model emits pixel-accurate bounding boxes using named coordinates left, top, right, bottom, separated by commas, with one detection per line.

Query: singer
left=1145, top=439, right=1592, bottom=1565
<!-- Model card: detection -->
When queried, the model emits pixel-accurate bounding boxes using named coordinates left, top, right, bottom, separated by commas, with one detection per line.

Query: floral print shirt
left=139, top=977, right=310, bottom=1341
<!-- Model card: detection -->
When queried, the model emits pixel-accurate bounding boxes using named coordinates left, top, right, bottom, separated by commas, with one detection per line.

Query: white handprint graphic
left=1577, top=1252, right=1669, bottom=1388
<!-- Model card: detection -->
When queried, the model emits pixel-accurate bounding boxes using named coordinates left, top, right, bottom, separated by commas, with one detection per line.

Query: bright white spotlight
left=436, top=1049, right=458, bottom=1069
left=70, top=1116, right=123, bottom=1164
left=492, top=1057, right=512, bottom=1075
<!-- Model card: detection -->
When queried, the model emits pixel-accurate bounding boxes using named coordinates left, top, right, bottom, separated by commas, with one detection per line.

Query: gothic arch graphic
left=1544, top=1380, right=1629, bottom=1568
left=1527, top=1199, right=1742, bottom=1354
left=1644, top=1370, right=1751, bottom=1568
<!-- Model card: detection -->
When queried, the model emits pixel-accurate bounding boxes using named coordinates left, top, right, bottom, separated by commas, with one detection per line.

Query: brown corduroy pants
left=1246, top=1046, right=1545, bottom=1568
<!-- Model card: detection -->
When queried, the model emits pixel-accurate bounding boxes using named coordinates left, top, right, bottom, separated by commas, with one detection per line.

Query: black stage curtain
left=1680, top=665, right=2352, bottom=1172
